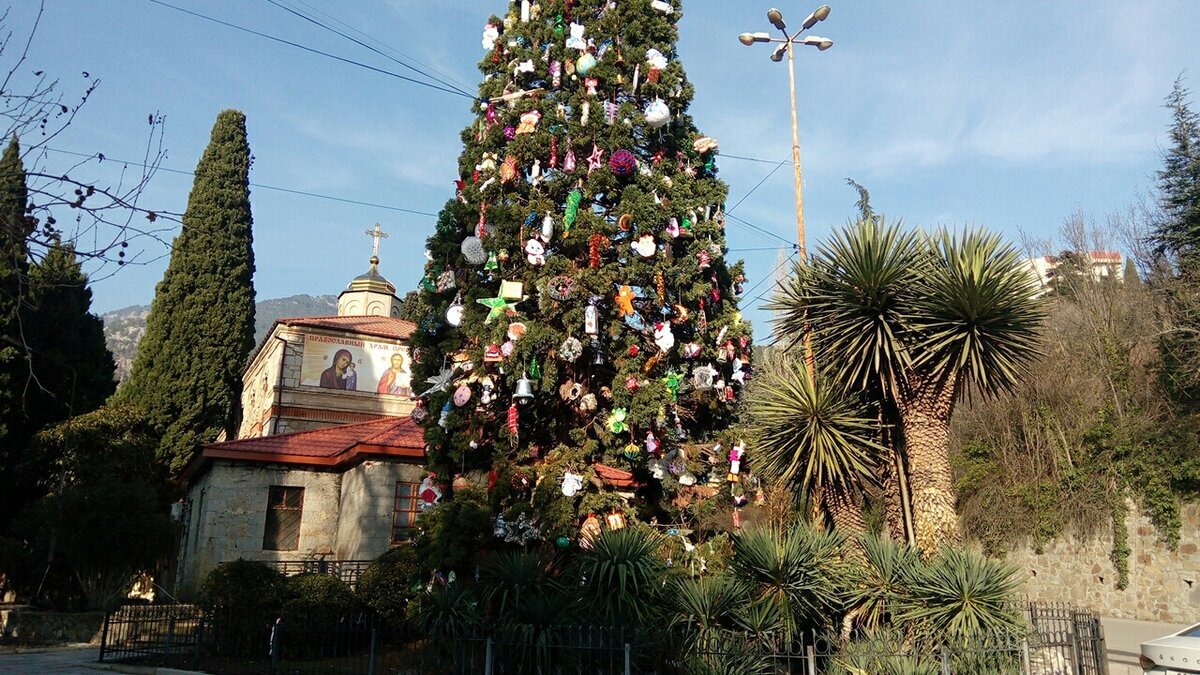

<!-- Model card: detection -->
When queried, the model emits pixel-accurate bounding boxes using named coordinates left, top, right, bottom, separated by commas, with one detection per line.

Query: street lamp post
left=739, top=6, right=832, bottom=260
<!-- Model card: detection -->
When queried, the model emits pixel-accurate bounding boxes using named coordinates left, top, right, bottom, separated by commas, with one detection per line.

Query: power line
left=145, top=0, right=475, bottom=100
left=741, top=252, right=797, bottom=305
left=262, top=0, right=475, bottom=99
left=44, top=147, right=440, bottom=218
left=726, top=213, right=797, bottom=249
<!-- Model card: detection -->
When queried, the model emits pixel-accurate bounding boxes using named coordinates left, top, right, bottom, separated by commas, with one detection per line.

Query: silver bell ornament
left=513, top=372, right=535, bottom=404
left=446, top=293, right=465, bottom=327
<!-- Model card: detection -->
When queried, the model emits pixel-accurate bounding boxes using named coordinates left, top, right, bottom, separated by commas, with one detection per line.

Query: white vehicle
left=1142, top=623, right=1200, bottom=673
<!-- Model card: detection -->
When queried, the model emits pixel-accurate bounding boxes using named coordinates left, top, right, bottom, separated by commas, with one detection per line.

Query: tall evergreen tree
left=1153, top=77, right=1200, bottom=275
left=0, top=134, right=33, bottom=443
left=412, top=0, right=750, bottom=545
left=20, top=241, right=116, bottom=431
left=117, top=110, right=255, bottom=473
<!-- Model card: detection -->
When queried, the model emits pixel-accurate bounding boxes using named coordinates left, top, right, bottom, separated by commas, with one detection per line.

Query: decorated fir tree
left=412, top=0, right=752, bottom=546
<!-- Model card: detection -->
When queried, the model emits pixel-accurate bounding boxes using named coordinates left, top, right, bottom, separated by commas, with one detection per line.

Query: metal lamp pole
left=739, top=6, right=833, bottom=261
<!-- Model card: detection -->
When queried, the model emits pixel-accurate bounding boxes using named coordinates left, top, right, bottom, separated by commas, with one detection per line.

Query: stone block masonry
left=1006, top=501, right=1200, bottom=622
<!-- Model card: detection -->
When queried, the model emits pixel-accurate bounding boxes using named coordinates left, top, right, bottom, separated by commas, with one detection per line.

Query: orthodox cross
left=365, top=223, right=389, bottom=258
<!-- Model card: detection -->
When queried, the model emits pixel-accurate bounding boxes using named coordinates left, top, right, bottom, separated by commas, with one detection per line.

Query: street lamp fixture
left=736, top=4, right=833, bottom=260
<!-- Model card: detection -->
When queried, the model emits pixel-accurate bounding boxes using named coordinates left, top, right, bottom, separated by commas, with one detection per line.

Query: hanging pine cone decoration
left=609, top=148, right=638, bottom=177
left=510, top=469, right=534, bottom=491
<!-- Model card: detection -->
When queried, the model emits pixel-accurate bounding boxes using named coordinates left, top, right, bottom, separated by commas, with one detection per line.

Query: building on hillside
left=176, top=224, right=428, bottom=595
left=1026, top=250, right=1125, bottom=293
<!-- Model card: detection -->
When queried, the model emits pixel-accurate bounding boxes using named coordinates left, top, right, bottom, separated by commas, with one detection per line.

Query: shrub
left=198, top=560, right=287, bottom=656
left=413, top=486, right=493, bottom=574
left=282, top=573, right=358, bottom=620
left=356, top=545, right=422, bottom=627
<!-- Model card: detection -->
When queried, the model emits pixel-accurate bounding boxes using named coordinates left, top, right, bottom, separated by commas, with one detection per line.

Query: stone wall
left=0, top=608, right=104, bottom=644
left=335, top=461, right=426, bottom=560
left=1005, top=500, right=1200, bottom=622
left=176, top=463, right=342, bottom=595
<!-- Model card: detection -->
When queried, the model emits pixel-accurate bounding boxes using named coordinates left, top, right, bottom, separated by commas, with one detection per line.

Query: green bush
left=414, top=486, right=494, bottom=574
left=198, top=560, right=288, bottom=656
left=356, top=545, right=422, bottom=627
left=282, top=573, right=358, bottom=620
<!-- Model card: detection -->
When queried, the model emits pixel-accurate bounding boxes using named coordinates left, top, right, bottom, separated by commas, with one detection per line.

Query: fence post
left=485, top=637, right=494, bottom=675
left=97, top=609, right=112, bottom=662
left=269, top=617, right=282, bottom=675
left=940, top=644, right=951, bottom=675
left=367, top=625, right=377, bottom=675
left=165, top=614, right=176, bottom=658
left=1068, top=626, right=1083, bottom=675
left=625, top=642, right=632, bottom=675
left=806, top=643, right=817, bottom=675
left=193, top=611, right=205, bottom=672
left=1021, top=637, right=1031, bottom=675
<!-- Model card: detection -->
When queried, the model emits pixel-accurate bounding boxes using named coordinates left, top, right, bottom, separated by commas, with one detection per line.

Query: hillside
left=102, top=294, right=338, bottom=382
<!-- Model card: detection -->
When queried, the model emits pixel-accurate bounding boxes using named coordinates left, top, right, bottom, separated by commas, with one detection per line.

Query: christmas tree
left=412, top=0, right=752, bottom=544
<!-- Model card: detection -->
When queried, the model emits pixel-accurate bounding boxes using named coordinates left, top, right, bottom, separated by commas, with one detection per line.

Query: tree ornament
left=559, top=336, right=583, bottom=362
left=577, top=53, right=597, bottom=75
left=501, top=155, right=520, bottom=183
left=446, top=293, right=465, bottom=326
left=550, top=60, right=562, bottom=88
left=484, top=250, right=499, bottom=272
left=615, top=284, right=637, bottom=317
left=584, top=77, right=599, bottom=96
left=604, top=100, right=618, bottom=125
left=644, top=99, right=670, bottom=128
left=633, top=234, right=656, bottom=258
left=564, top=188, right=582, bottom=235
left=549, top=137, right=559, bottom=167
left=697, top=249, right=711, bottom=270
left=588, top=234, right=605, bottom=268
left=477, top=294, right=522, bottom=323
left=507, top=403, right=519, bottom=436
left=623, top=442, right=640, bottom=459
left=558, top=379, right=584, bottom=402
left=580, top=513, right=602, bottom=549
left=683, top=342, right=702, bottom=359
left=516, top=110, right=541, bottom=134
left=581, top=101, right=590, bottom=126
left=525, top=238, right=547, bottom=266
left=609, top=148, right=637, bottom=177
left=483, top=343, right=504, bottom=363
left=605, top=512, right=627, bottom=530
left=461, top=236, right=487, bottom=265
left=584, top=298, right=600, bottom=335
left=654, top=322, right=676, bottom=352
left=607, top=408, right=629, bottom=434
left=566, top=22, right=586, bottom=50
left=555, top=535, right=571, bottom=549
left=438, top=401, right=452, bottom=428
left=587, top=144, right=605, bottom=174
left=419, top=473, right=443, bottom=510
left=504, top=125, right=517, bottom=141
left=548, top=275, right=574, bottom=301
left=541, top=213, right=555, bottom=241
left=410, top=399, right=428, bottom=423
left=482, top=23, right=500, bottom=50
left=529, top=356, right=542, bottom=379
left=564, top=148, right=577, bottom=173
left=561, top=471, right=583, bottom=497
left=453, top=384, right=473, bottom=407
left=436, top=270, right=457, bottom=292
left=625, top=375, right=640, bottom=391
left=662, top=369, right=684, bottom=400
left=727, top=441, right=745, bottom=482
left=579, top=392, right=598, bottom=411
left=500, top=280, right=525, bottom=299
left=693, top=136, right=719, bottom=154
left=645, top=431, right=661, bottom=456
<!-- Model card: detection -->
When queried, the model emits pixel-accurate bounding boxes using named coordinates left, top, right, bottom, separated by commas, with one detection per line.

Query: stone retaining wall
left=1005, top=501, right=1200, bottom=622
left=0, top=607, right=104, bottom=644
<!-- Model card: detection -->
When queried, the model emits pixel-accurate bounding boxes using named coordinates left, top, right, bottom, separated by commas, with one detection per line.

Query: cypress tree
left=412, top=0, right=751, bottom=546
left=0, top=134, right=33, bottom=443
left=118, top=110, right=256, bottom=473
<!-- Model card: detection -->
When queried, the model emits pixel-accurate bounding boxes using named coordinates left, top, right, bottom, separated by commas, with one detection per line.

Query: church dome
left=346, top=255, right=397, bottom=295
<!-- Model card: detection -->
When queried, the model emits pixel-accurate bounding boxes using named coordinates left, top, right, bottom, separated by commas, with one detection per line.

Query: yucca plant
left=669, top=573, right=752, bottom=646
left=478, top=549, right=568, bottom=623
left=574, top=526, right=667, bottom=627
left=895, top=546, right=1025, bottom=640
left=729, top=520, right=848, bottom=639
left=407, top=582, right=480, bottom=639
left=749, top=355, right=886, bottom=534
left=768, top=219, right=1045, bottom=551
left=844, top=533, right=923, bottom=634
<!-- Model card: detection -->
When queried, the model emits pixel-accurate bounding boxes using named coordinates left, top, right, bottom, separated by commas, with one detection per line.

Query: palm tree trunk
left=899, top=378, right=962, bottom=553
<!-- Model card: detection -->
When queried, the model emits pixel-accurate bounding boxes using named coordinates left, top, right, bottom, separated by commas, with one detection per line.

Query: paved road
left=1103, top=616, right=1190, bottom=675
left=0, top=646, right=198, bottom=675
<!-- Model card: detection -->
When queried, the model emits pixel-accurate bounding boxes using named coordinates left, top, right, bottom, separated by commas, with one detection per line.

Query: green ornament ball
left=555, top=535, right=571, bottom=549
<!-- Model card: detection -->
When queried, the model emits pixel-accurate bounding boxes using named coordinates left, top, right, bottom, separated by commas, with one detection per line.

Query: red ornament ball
left=609, top=149, right=637, bottom=177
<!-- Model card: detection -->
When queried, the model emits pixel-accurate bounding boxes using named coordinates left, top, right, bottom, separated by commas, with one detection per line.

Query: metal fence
left=257, top=559, right=373, bottom=589
left=99, top=602, right=1109, bottom=675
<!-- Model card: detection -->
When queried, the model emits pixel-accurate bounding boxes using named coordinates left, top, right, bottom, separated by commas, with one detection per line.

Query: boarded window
left=263, top=486, right=304, bottom=551
left=392, top=482, right=420, bottom=543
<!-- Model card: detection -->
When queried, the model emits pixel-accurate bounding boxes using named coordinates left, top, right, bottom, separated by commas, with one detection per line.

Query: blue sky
left=6, top=0, right=1199, bottom=335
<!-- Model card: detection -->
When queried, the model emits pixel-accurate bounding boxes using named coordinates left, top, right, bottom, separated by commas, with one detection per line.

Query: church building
left=176, top=226, right=429, bottom=594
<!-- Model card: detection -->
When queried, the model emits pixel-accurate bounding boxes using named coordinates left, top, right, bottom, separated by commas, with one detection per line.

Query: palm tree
left=749, top=355, right=886, bottom=534
left=768, top=220, right=1044, bottom=552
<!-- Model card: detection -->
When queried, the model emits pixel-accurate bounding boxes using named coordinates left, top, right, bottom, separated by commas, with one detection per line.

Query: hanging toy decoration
left=541, top=213, right=555, bottom=241
left=654, top=322, right=676, bottom=352
left=588, top=233, right=605, bottom=268
left=446, top=293, right=465, bottom=326
left=615, top=284, right=637, bottom=317
left=561, top=471, right=584, bottom=497
left=607, top=408, right=629, bottom=434
left=418, top=473, right=443, bottom=510
left=587, top=144, right=605, bottom=174
left=662, top=369, right=685, bottom=400
left=564, top=188, right=582, bottom=236
left=577, top=52, right=597, bottom=75
left=633, top=234, right=656, bottom=258
left=461, top=236, right=487, bottom=265
left=559, top=336, right=584, bottom=362
left=525, top=238, right=547, bottom=266
left=727, top=441, right=746, bottom=482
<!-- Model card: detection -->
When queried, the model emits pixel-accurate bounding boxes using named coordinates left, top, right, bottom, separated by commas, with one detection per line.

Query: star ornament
left=587, top=143, right=605, bottom=174
left=415, top=366, right=456, bottom=399
left=477, top=294, right=523, bottom=323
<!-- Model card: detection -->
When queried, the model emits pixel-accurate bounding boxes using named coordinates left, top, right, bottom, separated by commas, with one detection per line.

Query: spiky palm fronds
left=574, top=526, right=667, bottom=627
left=912, top=228, right=1045, bottom=397
left=844, top=533, right=923, bottom=633
left=895, top=546, right=1025, bottom=640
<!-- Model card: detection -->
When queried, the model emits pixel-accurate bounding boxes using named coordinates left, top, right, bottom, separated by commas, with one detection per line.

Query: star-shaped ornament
left=415, top=366, right=457, bottom=398
left=477, top=294, right=522, bottom=324
left=587, top=143, right=605, bottom=174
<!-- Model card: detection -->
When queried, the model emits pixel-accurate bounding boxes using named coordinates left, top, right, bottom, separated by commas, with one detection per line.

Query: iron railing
left=97, top=604, right=205, bottom=671
left=254, top=559, right=373, bottom=588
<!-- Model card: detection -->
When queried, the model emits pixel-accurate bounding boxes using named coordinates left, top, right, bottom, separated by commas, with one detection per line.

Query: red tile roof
left=279, top=315, right=417, bottom=341
left=203, top=417, right=424, bottom=468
